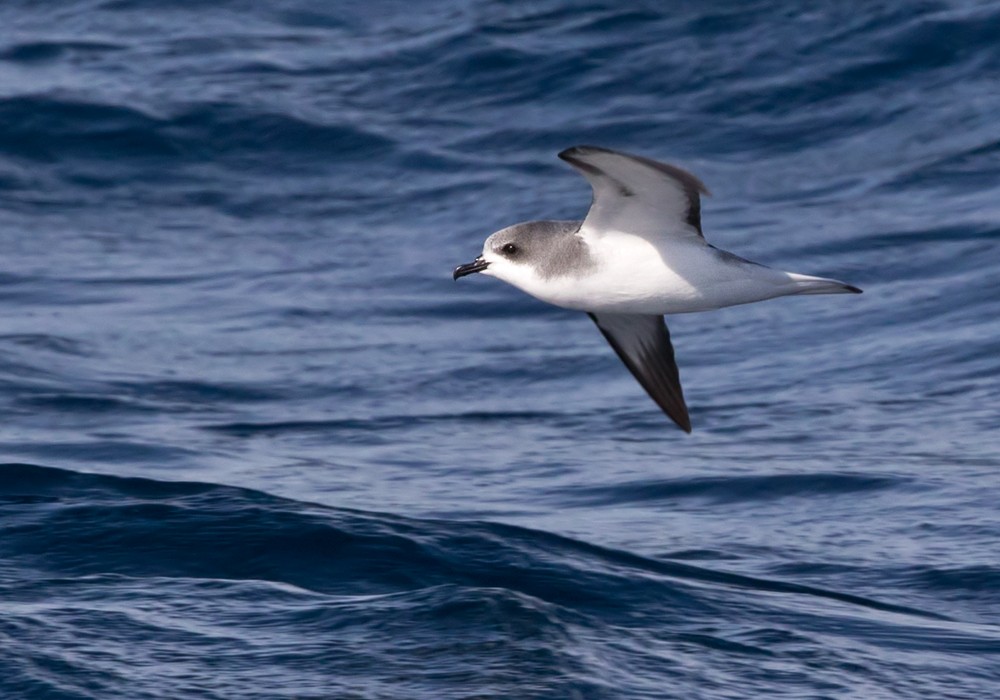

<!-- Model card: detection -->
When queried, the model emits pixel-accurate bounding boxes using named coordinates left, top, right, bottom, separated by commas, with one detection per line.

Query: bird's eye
left=502, top=243, right=518, bottom=255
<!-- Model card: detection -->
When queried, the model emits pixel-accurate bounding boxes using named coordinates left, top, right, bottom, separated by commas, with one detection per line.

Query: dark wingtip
left=558, top=145, right=711, bottom=199
left=845, top=284, right=863, bottom=294
left=558, top=145, right=602, bottom=162
left=557, top=146, right=576, bottom=162
left=674, top=408, right=693, bottom=433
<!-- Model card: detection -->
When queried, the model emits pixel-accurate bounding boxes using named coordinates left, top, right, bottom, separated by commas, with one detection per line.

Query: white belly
left=524, top=235, right=797, bottom=315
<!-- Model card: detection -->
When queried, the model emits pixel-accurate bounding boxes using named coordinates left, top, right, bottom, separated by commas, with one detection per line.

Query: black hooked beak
left=452, top=255, right=489, bottom=280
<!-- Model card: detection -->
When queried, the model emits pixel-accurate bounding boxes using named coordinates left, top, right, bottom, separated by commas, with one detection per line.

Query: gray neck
left=515, top=220, right=595, bottom=280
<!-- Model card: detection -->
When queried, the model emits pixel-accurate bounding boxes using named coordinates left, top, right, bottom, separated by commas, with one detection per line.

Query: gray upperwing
left=588, top=312, right=692, bottom=433
left=559, top=145, right=710, bottom=243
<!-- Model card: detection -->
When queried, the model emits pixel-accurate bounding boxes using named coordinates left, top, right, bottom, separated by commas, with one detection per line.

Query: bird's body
left=453, top=146, right=861, bottom=432
left=491, top=219, right=846, bottom=315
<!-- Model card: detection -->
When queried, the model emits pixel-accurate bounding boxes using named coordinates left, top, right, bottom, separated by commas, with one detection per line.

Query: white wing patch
left=559, top=145, right=710, bottom=245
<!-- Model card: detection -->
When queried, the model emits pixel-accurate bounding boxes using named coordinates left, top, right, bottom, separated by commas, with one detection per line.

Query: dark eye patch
left=502, top=243, right=518, bottom=255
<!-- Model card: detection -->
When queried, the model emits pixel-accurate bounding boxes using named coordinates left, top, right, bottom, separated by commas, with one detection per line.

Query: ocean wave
left=2, top=463, right=996, bottom=698
left=0, top=96, right=393, bottom=166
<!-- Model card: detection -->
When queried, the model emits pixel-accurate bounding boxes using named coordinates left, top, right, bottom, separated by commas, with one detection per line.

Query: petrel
left=454, top=146, right=861, bottom=432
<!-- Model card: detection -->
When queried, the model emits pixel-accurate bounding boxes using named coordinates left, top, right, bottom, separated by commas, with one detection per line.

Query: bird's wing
left=559, top=145, right=709, bottom=245
left=588, top=312, right=691, bottom=432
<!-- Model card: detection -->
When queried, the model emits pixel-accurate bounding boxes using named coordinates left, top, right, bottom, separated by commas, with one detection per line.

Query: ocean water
left=1, top=1, right=999, bottom=698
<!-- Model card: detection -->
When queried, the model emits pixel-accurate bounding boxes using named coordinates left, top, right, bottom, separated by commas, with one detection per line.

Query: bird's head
left=452, top=223, right=541, bottom=291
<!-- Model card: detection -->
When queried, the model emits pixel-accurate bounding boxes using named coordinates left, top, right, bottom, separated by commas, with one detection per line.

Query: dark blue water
left=1, top=2, right=999, bottom=698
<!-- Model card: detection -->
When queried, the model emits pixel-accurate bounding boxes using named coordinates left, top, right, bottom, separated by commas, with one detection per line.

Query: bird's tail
left=785, top=272, right=863, bottom=295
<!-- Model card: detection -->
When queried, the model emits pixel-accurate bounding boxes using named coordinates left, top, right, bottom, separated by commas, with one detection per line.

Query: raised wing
left=588, top=312, right=691, bottom=432
left=559, top=145, right=710, bottom=244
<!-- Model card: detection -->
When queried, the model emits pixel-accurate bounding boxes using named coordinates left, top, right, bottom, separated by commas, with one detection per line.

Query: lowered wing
left=588, top=312, right=691, bottom=432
